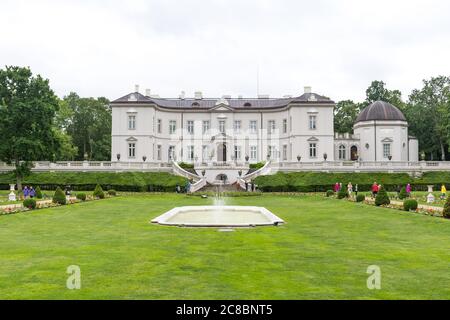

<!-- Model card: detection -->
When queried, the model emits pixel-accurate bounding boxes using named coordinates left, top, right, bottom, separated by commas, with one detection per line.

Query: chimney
left=135, top=84, right=140, bottom=93
left=179, top=91, right=186, bottom=99
left=194, top=91, right=203, bottom=100
left=304, top=86, right=312, bottom=94
left=145, top=89, right=151, bottom=97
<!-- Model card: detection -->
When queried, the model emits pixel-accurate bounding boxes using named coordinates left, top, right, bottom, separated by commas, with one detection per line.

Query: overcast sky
left=1, top=0, right=450, bottom=102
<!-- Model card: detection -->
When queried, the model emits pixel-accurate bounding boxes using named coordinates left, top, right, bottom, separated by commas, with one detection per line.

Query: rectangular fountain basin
left=151, top=206, right=284, bottom=227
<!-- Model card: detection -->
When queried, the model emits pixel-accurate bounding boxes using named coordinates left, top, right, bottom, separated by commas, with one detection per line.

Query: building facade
left=110, top=86, right=419, bottom=164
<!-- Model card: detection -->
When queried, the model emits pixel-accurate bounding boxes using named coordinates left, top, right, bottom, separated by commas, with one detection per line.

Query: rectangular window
left=203, top=120, right=210, bottom=134
left=283, top=119, right=287, bottom=134
left=157, top=145, right=162, bottom=160
left=250, top=146, right=257, bottom=160
left=219, top=120, right=226, bottom=134
left=187, top=120, right=194, bottom=135
left=128, top=143, right=136, bottom=158
left=169, top=120, right=176, bottom=134
left=268, top=120, right=276, bottom=134
left=383, top=143, right=391, bottom=158
left=283, top=144, right=287, bottom=160
left=249, top=120, right=257, bottom=134
left=168, top=146, right=175, bottom=160
left=309, top=143, right=317, bottom=158
left=309, top=115, right=317, bottom=130
left=128, top=115, right=136, bottom=130
left=234, top=145, right=241, bottom=160
left=202, top=145, right=208, bottom=161
left=187, top=145, right=194, bottom=161
left=157, top=119, right=162, bottom=133
left=234, top=120, right=241, bottom=134
left=268, top=145, right=276, bottom=159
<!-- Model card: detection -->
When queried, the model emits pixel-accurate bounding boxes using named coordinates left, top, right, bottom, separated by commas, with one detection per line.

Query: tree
left=334, top=100, right=362, bottom=133
left=405, top=76, right=450, bottom=160
left=365, top=80, right=404, bottom=108
left=63, top=93, right=111, bottom=160
left=0, top=66, right=60, bottom=191
left=375, top=186, right=390, bottom=206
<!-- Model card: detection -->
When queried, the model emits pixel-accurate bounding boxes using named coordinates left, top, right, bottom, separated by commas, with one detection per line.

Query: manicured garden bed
left=0, top=194, right=448, bottom=299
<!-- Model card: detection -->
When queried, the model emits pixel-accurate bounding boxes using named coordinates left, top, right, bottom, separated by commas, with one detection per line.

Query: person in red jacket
left=371, top=182, right=379, bottom=198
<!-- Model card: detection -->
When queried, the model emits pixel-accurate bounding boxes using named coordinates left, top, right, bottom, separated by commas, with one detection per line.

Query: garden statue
left=427, top=185, right=435, bottom=203
left=8, top=184, right=16, bottom=201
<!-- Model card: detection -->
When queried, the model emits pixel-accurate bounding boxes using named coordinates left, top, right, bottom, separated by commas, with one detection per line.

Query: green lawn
left=0, top=194, right=449, bottom=299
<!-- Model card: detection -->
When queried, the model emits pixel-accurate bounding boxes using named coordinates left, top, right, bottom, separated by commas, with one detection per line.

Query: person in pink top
left=334, top=182, right=340, bottom=193
left=406, top=183, right=411, bottom=196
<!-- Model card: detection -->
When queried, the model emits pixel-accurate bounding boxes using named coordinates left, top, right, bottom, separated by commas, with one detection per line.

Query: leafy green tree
left=405, top=76, right=450, bottom=160
left=365, top=80, right=404, bottom=108
left=334, top=100, right=362, bottom=133
left=63, top=93, right=111, bottom=160
left=375, top=187, right=390, bottom=206
left=0, top=66, right=60, bottom=191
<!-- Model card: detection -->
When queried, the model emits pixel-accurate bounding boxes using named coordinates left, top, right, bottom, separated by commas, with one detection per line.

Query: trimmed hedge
left=35, top=186, right=43, bottom=199
left=53, top=187, right=66, bottom=205
left=443, top=197, right=450, bottom=219
left=0, top=172, right=187, bottom=192
left=76, top=193, right=87, bottom=201
left=254, top=171, right=450, bottom=193
left=23, top=198, right=37, bottom=209
left=107, top=189, right=117, bottom=196
left=375, top=187, right=390, bottom=206
left=403, top=199, right=418, bottom=211
left=249, top=162, right=266, bottom=170
left=93, top=184, right=105, bottom=199
left=337, top=189, right=349, bottom=199
left=356, top=194, right=365, bottom=202
left=399, top=187, right=408, bottom=199
left=326, top=190, right=334, bottom=197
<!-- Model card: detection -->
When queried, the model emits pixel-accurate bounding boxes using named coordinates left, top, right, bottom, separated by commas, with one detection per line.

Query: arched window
left=243, top=102, right=252, bottom=107
left=338, top=145, right=346, bottom=160
left=191, top=102, right=200, bottom=107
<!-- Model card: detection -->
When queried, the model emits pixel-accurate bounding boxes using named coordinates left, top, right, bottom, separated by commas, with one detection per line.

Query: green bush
left=76, top=193, right=87, bottom=201
left=23, top=198, right=37, bottom=209
left=93, top=184, right=105, bottom=199
left=326, top=190, right=334, bottom=197
left=337, top=189, right=349, bottom=199
left=178, top=162, right=194, bottom=170
left=375, top=187, right=390, bottom=206
left=52, top=187, right=66, bottom=205
left=403, top=199, right=418, bottom=211
left=107, top=189, right=117, bottom=196
left=443, top=196, right=450, bottom=219
left=35, top=186, right=43, bottom=199
left=399, top=187, right=408, bottom=199
left=249, top=162, right=266, bottom=170
left=356, top=194, right=365, bottom=202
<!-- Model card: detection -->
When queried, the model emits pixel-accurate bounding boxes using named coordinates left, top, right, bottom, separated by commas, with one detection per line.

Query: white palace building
left=111, top=86, right=419, bottom=166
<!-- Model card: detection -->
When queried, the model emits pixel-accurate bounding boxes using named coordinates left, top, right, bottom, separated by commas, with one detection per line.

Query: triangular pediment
left=381, top=137, right=393, bottom=143
left=126, top=136, right=138, bottom=142
left=210, top=104, right=233, bottom=112
left=307, top=136, right=319, bottom=142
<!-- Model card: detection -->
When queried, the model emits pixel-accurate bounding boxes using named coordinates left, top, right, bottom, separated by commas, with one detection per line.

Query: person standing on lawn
left=354, top=184, right=358, bottom=197
left=371, top=182, right=378, bottom=198
left=441, top=184, right=446, bottom=199
left=347, top=182, right=353, bottom=196
left=334, top=182, right=339, bottom=193
left=29, top=186, right=35, bottom=198
left=23, top=186, right=29, bottom=199
left=406, top=183, right=411, bottom=197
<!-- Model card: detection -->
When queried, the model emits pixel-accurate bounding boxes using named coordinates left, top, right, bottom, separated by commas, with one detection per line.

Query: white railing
left=189, top=178, right=207, bottom=193
left=271, top=160, right=450, bottom=172
left=171, top=161, right=202, bottom=182
left=0, top=161, right=173, bottom=172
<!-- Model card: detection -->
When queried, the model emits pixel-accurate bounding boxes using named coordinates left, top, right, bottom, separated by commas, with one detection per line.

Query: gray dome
left=355, top=101, right=406, bottom=123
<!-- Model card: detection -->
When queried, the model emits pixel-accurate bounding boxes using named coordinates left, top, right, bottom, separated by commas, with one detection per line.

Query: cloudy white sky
left=1, top=0, right=450, bottom=102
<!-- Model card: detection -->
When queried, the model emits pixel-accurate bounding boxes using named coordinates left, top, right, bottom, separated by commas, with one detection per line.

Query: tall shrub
left=375, top=187, right=390, bottom=206
left=52, top=187, right=66, bottom=205
left=443, top=196, right=450, bottom=219
left=35, top=186, right=43, bottom=199
left=337, top=189, right=349, bottom=199
left=399, top=187, right=408, bottom=200
left=93, top=184, right=105, bottom=199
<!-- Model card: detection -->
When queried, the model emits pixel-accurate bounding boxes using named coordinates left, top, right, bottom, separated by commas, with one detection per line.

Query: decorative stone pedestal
left=427, top=185, right=435, bottom=203
left=8, top=184, right=16, bottom=201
